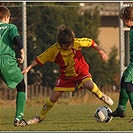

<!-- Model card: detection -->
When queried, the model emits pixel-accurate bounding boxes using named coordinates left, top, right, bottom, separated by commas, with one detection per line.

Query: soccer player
left=0, top=6, right=27, bottom=126
left=22, top=24, right=113, bottom=124
left=109, top=5, right=133, bottom=122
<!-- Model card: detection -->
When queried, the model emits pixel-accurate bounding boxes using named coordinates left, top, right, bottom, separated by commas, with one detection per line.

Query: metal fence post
left=22, top=1, right=27, bottom=99
left=119, top=1, right=125, bottom=78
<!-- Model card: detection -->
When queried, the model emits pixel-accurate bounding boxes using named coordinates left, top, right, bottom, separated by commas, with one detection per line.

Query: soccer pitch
left=0, top=93, right=133, bottom=131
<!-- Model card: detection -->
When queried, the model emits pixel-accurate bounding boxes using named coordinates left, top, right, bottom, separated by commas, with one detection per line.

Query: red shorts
left=54, top=72, right=92, bottom=92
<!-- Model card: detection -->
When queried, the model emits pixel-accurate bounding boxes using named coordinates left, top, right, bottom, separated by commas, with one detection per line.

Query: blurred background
left=0, top=1, right=131, bottom=100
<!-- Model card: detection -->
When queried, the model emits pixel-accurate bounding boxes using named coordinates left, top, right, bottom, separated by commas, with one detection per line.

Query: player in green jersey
left=109, top=4, right=133, bottom=122
left=0, top=6, right=27, bottom=126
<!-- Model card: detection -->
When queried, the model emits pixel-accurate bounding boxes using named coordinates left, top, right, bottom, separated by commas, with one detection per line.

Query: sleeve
left=13, top=36, right=23, bottom=50
left=35, top=46, right=56, bottom=65
left=9, top=24, right=20, bottom=40
left=75, top=38, right=94, bottom=47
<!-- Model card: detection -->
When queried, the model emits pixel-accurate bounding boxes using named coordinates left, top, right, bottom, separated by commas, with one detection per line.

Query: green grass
left=0, top=93, right=133, bottom=131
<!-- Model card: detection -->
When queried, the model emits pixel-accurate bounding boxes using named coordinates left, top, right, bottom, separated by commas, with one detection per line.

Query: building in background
left=79, top=2, right=131, bottom=60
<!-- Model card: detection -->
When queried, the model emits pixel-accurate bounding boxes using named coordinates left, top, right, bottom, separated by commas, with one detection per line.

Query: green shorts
left=123, top=63, right=133, bottom=84
left=0, top=55, right=23, bottom=89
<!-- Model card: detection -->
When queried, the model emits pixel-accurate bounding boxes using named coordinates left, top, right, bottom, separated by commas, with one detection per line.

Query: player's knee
left=16, top=79, right=26, bottom=92
left=84, top=80, right=94, bottom=90
left=50, top=96, right=58, bottom=103
left=120, top=76, right=133, bottom=94
left=124, top=82, right=133, bottom=94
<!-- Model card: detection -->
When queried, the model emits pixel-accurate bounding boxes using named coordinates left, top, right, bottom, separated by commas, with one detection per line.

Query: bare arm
left=22, top=60, right=38, bottom=74
left=18, top=48, right=25, bottom=64
left=92, top=42, right=108, bottom=61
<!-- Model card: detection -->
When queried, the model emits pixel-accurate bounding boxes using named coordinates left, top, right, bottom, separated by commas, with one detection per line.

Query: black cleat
left=109, top=110, right=126, bottom=118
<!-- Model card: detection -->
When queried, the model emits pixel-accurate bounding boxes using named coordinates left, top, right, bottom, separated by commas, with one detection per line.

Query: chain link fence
left=0, top=2, right=130, bottom=100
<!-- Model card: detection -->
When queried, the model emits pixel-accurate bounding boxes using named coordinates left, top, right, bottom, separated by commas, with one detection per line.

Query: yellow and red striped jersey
left=35, top=38, right=94, bottom=77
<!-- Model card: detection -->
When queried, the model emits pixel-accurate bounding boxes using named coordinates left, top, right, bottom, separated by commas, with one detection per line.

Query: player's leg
left=77, top=68, right=113, bottom=105
left=14, top=79, right=27, bottom=126
left=27, top=76, right=76, bottom=125
left=83, top=79, right=102, bottom=98
left=27, top=91, right=64, bottom=125
left=122, top=81, right=133, bottom=122
left=39, top=91, right=63, bottom=120
left=0, top=56, right=27, bottom=126
left=128, top=91, right=133, bottom=122
left=109, top=76, right=128, bottom=118
left=83, top=79, right=113, bottom=105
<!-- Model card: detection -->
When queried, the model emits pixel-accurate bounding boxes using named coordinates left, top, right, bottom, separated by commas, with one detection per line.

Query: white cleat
left=27, top=116, right=43, bottom=125
left=101, top=93, right=113, bottom=106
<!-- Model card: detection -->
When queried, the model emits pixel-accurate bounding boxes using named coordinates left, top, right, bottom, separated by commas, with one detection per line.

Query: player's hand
left=18, top=52, right=25, bottom=64
left=99, top=50, right=108, bottom=61
left=18, top=57, right=24, bottom=64
left=22, top=67, right=30, bottom=74
left=101, top=53, right=108, bottom=61
left=22, top=60, right=38, bottom=74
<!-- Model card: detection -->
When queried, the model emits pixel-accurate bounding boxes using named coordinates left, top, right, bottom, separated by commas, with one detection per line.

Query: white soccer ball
left=94, top=106, right=113, bottom=123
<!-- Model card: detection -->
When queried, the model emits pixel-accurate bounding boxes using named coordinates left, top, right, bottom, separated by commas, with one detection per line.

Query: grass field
left=0, top=92, right=133, bottom=132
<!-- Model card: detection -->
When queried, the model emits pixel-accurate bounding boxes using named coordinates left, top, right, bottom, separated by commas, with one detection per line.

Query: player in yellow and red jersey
left=22, top=24, right=113, bottom=125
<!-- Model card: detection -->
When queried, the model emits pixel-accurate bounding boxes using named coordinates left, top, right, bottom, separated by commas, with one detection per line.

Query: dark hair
left=56, top=24, right=75, bottom=45
left=0, top=6, right=11, bottom=20
left=119, top=5, right=133, bottom=21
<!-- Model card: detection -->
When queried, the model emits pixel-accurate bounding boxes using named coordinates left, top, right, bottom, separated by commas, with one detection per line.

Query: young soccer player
left=109, top=5, right=133, bottom=122
left=0, top=6, right=27, bottom=126
left=22, top=24, right=113, bottom=124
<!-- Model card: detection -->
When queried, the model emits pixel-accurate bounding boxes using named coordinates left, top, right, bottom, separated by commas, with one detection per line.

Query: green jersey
left=130, top=26, right=133, bottom=64
left=0, top=22, right=20, bottom=57
left=123, top=26, right=133, bottom=83
left=0, top=22, right=23, bottom=89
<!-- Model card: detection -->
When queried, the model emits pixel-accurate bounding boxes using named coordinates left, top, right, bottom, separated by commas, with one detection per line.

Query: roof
left=79, top=2, right=133, bottom=16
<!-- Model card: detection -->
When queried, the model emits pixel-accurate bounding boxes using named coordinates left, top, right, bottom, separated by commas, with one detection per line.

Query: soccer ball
left=94, top=106, right=113, bottom=123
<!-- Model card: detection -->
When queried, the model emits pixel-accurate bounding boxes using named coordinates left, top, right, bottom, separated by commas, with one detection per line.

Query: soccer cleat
left=27, top=116, right=43, bottom=125
left=109, top=109, right=126, bottom=118
left=14, top=118, right=27, bottom=127
left=100, top=93, right=113, bottom=106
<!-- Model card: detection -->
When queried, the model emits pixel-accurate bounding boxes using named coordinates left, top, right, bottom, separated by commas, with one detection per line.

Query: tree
left=25, top=3, right=103, bottom=88
left=3, top=2, right=118, bottom=90
left=106, top=45, right=120, bottom=90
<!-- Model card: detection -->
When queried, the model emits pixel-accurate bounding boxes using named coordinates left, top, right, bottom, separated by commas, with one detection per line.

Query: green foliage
left=83, top=45, right=119, bottom=89
left=106, top=45, right=120, bottom=88
left=82, top=48, right=108, bottom=88
left=25, top=4, right=104, bottom=87
left=4, top=3, right=120, bottom=89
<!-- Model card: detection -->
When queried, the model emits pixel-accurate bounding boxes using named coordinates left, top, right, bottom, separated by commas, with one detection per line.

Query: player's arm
left=92, top=42, right=108, bottom=61
left=19, top=48, right=25, bottom=63
left=22, top=60, right=38, bottom=74
left=13, top=36, right=25, bottom=63
left=22, top=45, right=55, bottom=74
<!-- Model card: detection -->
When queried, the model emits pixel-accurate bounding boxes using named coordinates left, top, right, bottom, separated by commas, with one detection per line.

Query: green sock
left=117, top=88, right=128, bottom=111
left=128, top=92, right=133, bottom=109
left=15, top=92, right=26, bottom=120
